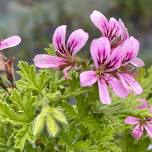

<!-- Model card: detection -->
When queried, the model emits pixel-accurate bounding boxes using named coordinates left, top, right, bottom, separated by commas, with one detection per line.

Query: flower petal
left=121, top=37, right=140, bottom=64
left=67, top=29, right=88, bottom=55
left=124, top=116, right=140, bottom=125
left=90, top=10, right=108, bottom=36
left=98, top=79, right=111, bottom=104
left=118, top=18, right=129, bottom=41
left=132, top=124, right=143, bottom=140
left=105, top=46, right=122, bottom=72
left=108, top=18, right=121, bottom=41
left=108, top=76, right=129, bottom=98
left=80, top=71, right=97, bottom=87
left=118, top=73, right=143, bottom=95
left=130, top=57, right=145, bottom=67
left=0, top=35, right=21, bottom=50
left=33, top=54, right=66, bottom=68
left=90, top=37, right=110, bottom=67
left=144, top=123, right=152, bottom=138
left=52, top=25, right=67, bottom=55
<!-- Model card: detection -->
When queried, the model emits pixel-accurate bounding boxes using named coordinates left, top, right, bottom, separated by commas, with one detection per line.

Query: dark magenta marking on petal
left=108, top=22, right=116, bottom=38
left=110, top=27, right=119, bottom=41
left=102, top=49, right=107, bottom=64
left=70, top=41, right=78, bottom=53
left=102, top=22, right=109, bottom=36
left=105, top=57, right=119, bottom=69
left=56, top=36, right=66, bottom=54
left=97, top=50, right=102, bottom=66
left=97, top=49, right=107, bottom=66
left=67, top=39, right=75, bottom=50
left=108, top=22, right=116, bottom=36
left=67, top=38, right=79, bottom=55
left=106, top=22, right=120, bottom=42
left=127, top=52, right=133, bottom=60
left=123, top=51, right=133, bottom=63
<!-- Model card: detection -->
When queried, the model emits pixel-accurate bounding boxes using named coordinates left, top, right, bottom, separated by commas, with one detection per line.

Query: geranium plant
left=0, top=10, right=152, bottom=152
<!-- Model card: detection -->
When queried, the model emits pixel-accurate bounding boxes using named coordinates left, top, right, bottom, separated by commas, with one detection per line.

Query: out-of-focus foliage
left=0, top=46, right=152, bottom=151
left=111, top=0, right=152, bottom=28
left=0, top=0, right=152, bottom=66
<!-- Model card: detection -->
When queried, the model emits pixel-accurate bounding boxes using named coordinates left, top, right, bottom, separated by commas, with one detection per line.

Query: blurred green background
left=0, top=0, right=152, bottom=66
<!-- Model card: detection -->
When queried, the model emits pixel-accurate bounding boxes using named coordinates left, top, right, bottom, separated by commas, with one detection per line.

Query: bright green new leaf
left=46, top=114, right=59, bottom=137
left=48, top=107, right=67, bottom=124
left=33, top=106, right=48, bottom=136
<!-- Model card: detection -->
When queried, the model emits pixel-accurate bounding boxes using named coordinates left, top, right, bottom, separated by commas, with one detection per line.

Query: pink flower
left=80, top=36, right=144, bottom=104
left=119, top=36, right=144, bottom=67
left=34, top=25, right=89, bottom=79
left=90, top=10, right=144, bottom=67
left=80, top=37, right=128, bottom=104
left=0, top=35, right=21, bottom=51
left=90, top=10, right=129, bottom=48
left=125, top=100, right=152, bottom=140
left=117, top=37, right=144, bottom=95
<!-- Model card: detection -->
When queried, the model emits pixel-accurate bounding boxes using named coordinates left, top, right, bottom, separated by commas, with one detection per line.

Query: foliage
left=0, top=58, right=152, bottom=152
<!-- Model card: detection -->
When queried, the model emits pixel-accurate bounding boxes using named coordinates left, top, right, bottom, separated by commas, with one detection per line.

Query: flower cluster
left=34, top=10, right=144, bottom=104
left=34, top=26, right=89, bottom=79
left=125, top=99, right=152, bottom=140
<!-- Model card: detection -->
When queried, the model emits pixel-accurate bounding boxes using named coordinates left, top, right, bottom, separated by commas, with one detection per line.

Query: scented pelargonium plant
left=0, top=10, right=152, bottom=152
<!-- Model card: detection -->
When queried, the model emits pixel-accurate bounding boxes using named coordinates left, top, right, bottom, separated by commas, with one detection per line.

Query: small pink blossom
left=34, top=25, right=89, bottom=79
left=90, top=10, right=144, bottom=95
left=90, top=10, right=129, bottom=48
left=119, top=36, right=144, bottom=67
left=125, top=99, right=152, bottom=140
left=80, top=37, right=128, bottom=104
left=90, top=10, right=144, bottom=68
left=117, top=37, right=144, bottom=95
left=80, top=36, right=144, bottom=104
left=0, top=35, right=21, bottom=51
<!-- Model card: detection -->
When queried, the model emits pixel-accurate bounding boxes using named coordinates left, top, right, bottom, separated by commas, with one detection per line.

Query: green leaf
left=9, top=89, right=36, bottom=121
left=15, top=124, right=33, bottom=151
left=0, top=138, right=13, bottom=152
left=0, top=100, right=21, bottom=124
left=44, top=44, right=56, bottom=55
left=73, top=139, right=97, bottom=152
left=46, top=114, right=59, bottom=137
left=17, top=61, right=49, bottom=92
left=61, top=101, right=78, bottom=119
left=32, top=106, right=48, bottom=136
left=48, top=107, right=68, bottom=124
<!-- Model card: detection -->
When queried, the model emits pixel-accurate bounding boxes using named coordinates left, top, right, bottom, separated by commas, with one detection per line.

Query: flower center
left=140, top=118, right=151, bottom=125
left=65, top=55, right=76, bottom=66
left=96, top=66, right=105, bottom=77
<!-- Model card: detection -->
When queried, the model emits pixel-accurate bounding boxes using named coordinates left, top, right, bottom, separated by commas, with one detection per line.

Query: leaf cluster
left=0, top=61, right=152, bottom=152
